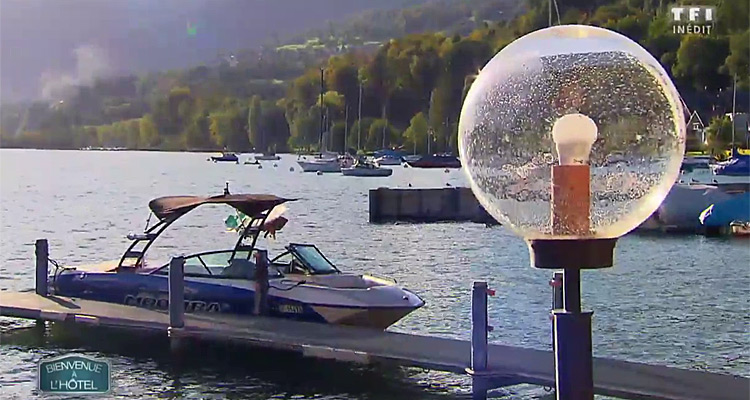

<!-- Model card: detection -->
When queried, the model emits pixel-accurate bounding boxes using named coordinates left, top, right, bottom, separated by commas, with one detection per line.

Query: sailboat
left=298, top=70, right=351, bottom=173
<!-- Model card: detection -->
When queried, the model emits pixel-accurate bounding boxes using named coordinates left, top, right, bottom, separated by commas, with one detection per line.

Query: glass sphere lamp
left=458, top=25, right=685, bottom=400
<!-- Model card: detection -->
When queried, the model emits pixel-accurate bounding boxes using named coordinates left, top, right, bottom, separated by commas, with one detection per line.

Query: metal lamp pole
left=529, top=158, right=618, bottom=400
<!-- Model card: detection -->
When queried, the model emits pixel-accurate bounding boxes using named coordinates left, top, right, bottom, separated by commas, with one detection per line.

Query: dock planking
left=1, top=292, right=747, bottom=400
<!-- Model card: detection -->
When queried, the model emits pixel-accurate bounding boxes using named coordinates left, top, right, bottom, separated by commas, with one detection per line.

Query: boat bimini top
left=117, top=190, right=295, bottom=271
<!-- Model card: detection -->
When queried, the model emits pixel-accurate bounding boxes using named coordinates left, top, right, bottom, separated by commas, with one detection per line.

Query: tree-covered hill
left=1, top=0, right=747, bottom=154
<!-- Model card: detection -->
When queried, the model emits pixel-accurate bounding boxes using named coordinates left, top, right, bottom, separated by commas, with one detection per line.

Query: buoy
left=289, top=167, right=294, bottom=172
left=316, top=171, right=323, bottom=176
left=446, top=183, right=451, bottom=186
left=408, top=183, right=412, bottom=187
left=258, top=165, right=263, bottom=169
left=273, top=163, right=278, bottom=168
left=444, top=168, right=450, bottom=173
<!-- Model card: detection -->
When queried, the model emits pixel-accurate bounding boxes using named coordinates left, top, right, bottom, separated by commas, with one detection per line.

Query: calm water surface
left=1, top=150, right=748, bottom=399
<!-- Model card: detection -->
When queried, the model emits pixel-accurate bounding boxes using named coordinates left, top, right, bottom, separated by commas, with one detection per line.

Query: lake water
left=1, top=149, right=748, bottom=399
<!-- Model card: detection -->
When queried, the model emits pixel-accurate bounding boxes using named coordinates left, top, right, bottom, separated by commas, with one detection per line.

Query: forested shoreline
left=1, top=0, right=748, bottom=155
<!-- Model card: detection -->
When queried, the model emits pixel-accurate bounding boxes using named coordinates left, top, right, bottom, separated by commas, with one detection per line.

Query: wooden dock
left=2, top=291, right=747, bottom=400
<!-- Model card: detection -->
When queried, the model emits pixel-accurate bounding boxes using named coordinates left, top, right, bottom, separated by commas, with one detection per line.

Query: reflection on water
left=1, top=150, right=748, bottom=399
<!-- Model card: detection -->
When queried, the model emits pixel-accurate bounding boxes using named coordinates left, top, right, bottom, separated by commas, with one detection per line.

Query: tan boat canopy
left=148, top=194, right=292, bottom=220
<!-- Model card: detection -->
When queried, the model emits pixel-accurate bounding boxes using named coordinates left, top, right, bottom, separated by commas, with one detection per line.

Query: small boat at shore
left=730, top=221, right=750, bottom=236
left=406, top=154, right=461, bottom=169
left=342, top=161, right=393, bottom=177
left=50, top=189, right=424, bottom=329
left=210, top=152, right=239, bottom=163
left=297, top=157, right=341, bottom=173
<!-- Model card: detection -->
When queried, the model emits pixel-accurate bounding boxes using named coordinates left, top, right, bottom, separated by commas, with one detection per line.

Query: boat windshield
left=290, top=244, right=338, bottom=274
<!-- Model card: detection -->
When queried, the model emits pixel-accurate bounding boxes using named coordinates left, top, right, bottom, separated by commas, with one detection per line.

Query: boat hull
left=341, top=168, right=393, bottom=177
left=255, top=155, right=281, bottom=161
left=373, top=157, right=402, bottom=166
left=211, top=156, right=239, bottom=163
left=297, top=160, right=341, bottom=173
left=406, top=160, right=461, bottom=168
left=51, top=271, right=423, bottom=330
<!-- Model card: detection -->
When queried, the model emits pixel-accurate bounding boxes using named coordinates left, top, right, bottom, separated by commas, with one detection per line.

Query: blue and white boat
left=210, top=152, right=239, bottom=163
left=50, top=190, right=424, bottom=329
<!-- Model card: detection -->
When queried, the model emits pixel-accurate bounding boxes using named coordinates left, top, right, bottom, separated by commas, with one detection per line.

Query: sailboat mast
left=358, top=81, right=363, bottom=151
left=319, top=68, right=325, bottom=151
left=732, top=74, right=737, bottom=149
left=548, top=0, right=552, bottom=27
left=344, top=105, right=349, bottom=153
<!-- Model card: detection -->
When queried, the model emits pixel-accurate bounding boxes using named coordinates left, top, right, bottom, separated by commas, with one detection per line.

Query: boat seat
left=221, top=258, right=256, bottom=280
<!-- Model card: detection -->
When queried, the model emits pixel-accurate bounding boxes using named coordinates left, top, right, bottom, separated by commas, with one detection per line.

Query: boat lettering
left=278, top=304, right=304, bottom=314
left=124, top=295, right=223, bottom=313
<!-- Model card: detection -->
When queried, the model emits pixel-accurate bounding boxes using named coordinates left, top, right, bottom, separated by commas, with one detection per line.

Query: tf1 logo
left=669, top=5, right=716, bottom=35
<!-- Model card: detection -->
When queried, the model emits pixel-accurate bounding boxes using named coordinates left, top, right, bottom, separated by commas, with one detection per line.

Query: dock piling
left=470, top=281, right=489, bottom=400
left=168, top=256, right=185, bottom=329
left=254, top=250, right=269, bottom=316
left=168, top=256, right=185, bottom=352
left=35, top=239, right=48, bottom=296
left=167, top=257, right=185, bottom=352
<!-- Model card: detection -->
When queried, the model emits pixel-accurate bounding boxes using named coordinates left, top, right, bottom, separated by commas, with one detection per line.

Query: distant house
left=686, top=110, right=706, bottom=145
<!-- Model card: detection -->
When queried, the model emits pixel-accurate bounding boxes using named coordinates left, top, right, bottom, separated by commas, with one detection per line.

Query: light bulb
left=551, top=113, right=598, bottom=165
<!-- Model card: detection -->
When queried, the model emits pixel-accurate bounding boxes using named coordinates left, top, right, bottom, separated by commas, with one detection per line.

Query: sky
left=0, top=0, right=423, bottom=103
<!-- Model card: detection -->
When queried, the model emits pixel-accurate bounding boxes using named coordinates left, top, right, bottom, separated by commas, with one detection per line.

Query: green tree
left=706, top=115, right=734, bottom=155
left=672, top=35, right=730, bottom=92
left=185, top=112, right=212, bottom=149
left=139, top=114, right=159, bottom=148
left=724, top=30, right=750, bottom=89
left=248, top=95, right=263, bottom=150
left=402, top=112, right=429, bottom=154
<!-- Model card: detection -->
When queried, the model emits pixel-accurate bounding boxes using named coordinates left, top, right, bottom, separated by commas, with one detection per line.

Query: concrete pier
left=370, top=184, right=749, bottom=233
left=368, top=187, right=497, bottom=224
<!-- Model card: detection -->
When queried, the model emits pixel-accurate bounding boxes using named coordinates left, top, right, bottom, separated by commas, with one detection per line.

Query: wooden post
left=35, top=239, right=49, bottom=296
left=254, top=250, right=269, bottom=316
left=471, top=281, right=489, bottom=400
left=168, top=257, right=185, bottom=329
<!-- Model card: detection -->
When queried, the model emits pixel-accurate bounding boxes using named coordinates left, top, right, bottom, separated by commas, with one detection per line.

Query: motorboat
left=210, top=152, right=239, bottom=163
left=297, top=157, right=341, bottom=173
left=297, top=153, right=354, bottom=173
left=342, top=160, right=393, bottom=177
left=406, top=154, right=461, bottom=169
left=49, top=189, right=424, bottom=330
left=244, top=159, right=261, bottom=165
left=402, top=154, right=422, bottom=163
left=373, top=155, right=402, bottom=166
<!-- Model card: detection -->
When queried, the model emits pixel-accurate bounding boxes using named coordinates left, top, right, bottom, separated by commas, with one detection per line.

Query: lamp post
left=458, top=25, right=686, bottom=400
